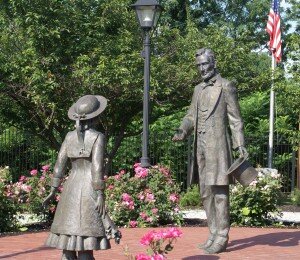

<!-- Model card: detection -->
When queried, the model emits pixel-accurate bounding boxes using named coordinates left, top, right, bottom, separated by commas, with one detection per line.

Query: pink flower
left=58, top=186, right=63, bottom=192
left=169, top=193, right=179, bottom=203
left=174, top=207, right=179, bottom=213
left=42, top=165, right=50, bottom=172
left=129, top=220, right=138, bottom=228
left=114, top=174, right=121, bottom=181
left=108, top=184, right=114, bottom=190
left=151, top=208, right=158, bottom=214
left=104, top=175, right=108, bottom=180
left=159, top=167, right=170, bottom=177
left=152, top=254, right=166, bottom=260
left=145, top=192, right=155, bottom=202
left=19, top=175, right=27, bottom=182
left=121, top=193, right=135, bottom=210
left=135, top=167, right=149, bottom=178
left=138, top=192, right=145, bottom=201
left=140, top=212, right=148, bottom=220
left=21, top=184, right=32, bottom=192
left=140, top=231, right=155, bottom=246
left=40, top=175, right=45, bottom=181
left=49, top=206, right=56, bottom=213
left=55, top=195, right=60, bottom=202
left=120, top=169, right=126, bottom=175
left=30, top=169, right=38, bottom=176
left=122, top=193, right=132, bottom=202
left=133, top=162, right=141, bottom=168
left=135, top=253, right=151, bottom=260
left=163, top=227, right=183, bottom=239
left=146, top=217, right=153, bottom=223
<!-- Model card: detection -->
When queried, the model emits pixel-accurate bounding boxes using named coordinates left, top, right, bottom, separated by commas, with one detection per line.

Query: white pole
left=268, top=55, right=276, bottom=168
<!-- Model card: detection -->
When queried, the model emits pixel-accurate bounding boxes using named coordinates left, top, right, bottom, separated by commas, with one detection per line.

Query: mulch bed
left=280, top=204, right=300, bottom=212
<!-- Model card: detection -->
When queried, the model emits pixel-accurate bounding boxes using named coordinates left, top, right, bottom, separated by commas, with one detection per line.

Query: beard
left=201, top=68, right=216, bottom=81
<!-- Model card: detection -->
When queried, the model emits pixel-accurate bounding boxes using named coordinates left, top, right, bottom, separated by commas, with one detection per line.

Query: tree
left=0, top=0, right=295, bottom=173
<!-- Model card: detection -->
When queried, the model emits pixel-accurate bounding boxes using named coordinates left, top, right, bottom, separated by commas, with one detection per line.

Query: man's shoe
left=204, top=240, right=228, bottom=254
left=197, top=238, right=214, bottom=249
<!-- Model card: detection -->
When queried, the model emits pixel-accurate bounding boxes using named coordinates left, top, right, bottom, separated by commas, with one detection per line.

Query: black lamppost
left=131, top=0, right=163, bottom=168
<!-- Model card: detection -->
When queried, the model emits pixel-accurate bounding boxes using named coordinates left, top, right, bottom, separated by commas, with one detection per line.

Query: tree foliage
left=0, top=0, right=298, bottom=170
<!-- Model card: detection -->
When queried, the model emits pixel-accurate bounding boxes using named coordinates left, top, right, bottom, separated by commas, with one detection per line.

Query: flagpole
left=268, top=54, right=276, bottom=168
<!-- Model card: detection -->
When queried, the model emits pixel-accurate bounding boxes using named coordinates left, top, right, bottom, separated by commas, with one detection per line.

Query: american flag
left=266, top=0, right=282, bottom=63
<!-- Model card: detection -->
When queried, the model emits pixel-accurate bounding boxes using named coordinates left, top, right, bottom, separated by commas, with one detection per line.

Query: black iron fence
left=0, top=128, right=297, bottom=192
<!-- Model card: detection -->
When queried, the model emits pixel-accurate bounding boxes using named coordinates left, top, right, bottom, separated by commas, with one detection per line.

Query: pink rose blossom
left=140, top=230, right=156, bottom=246
left=159, top=167, right=170, bottom=177
left=163, top=227, right=183, bottom=239
left=138, top=192, right=145, bottom=201
left=151, top=208, right=158, bottom=214
left=108, top=185, right=114, bottom=190
left=21, top=184, right=32, bottom=192
left=129, top=220, right=138, bottom=228
left=146, top=217, right=153, bottom=223
left=30, top=169, right=38, bottom=176
left=121, top=193, right=135, bottom=210
left=42, top=165, right=50, bottom=172
left=40, top=175, right=45, bottom=181
left=135, top=253, right=151, bottom=260
left=169, top=193, right=179, bottom=203
left=152, top=254, right=166, bottom=260
left=19, top=175, right=27, bottom=182
left=49, top=206, right=56, bottom=213
left=140, top=212, right=148, bottom=220
left=58, top=186, right=63, bottom=192
left=55, top=195, right=60, bottom=202
left=145, top=192, right=155, bottom=202
left=104, top=175, right=108, bottom=180
left=135, top=167, right=149, bottom=178
left=133, top=162, right=141, bottom=168
left=122, top=193, right=132, bottom=202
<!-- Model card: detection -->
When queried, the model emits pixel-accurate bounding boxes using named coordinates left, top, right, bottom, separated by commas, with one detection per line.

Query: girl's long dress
left=45, top=129, right=111, bottom=251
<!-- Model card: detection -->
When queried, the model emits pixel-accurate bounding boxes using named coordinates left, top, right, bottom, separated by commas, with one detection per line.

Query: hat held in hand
left=227, top=153, right=258, bottom=187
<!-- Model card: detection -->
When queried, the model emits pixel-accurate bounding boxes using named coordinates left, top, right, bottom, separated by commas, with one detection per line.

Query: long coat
left=179, top=74, right=244, bottom=196
left=50, top=129, right=106, bottom=237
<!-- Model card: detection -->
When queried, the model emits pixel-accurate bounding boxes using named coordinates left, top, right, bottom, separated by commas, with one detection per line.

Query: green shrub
left=290, top=188, right=300, bottom=206
left=179, top=184, right=201, bottom=208
left=105, top=164, right=183, bottom=227
left=0, top=167, right=19, bottom=232
left=230, top=168, right=282, bottom=226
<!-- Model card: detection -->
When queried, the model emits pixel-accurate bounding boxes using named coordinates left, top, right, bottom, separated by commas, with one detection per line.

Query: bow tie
left=203, top=81, right=214, bottom=88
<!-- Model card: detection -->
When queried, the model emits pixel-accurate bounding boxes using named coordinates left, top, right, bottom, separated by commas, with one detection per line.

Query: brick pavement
left=0, top=227, right=300, bottom=260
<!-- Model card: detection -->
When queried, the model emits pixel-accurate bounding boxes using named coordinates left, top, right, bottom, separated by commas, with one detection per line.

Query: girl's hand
left=95, top=192, right=106, bottom=217
left=42, top=187, right=57, bottom=208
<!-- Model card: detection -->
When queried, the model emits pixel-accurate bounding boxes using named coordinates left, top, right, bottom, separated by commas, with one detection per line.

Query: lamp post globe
left=131, top=0, right=162, bottom=29
left=131, top=0, right=162, bottom=168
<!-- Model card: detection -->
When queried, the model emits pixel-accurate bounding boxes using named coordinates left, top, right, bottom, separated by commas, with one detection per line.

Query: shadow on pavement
left=0, top=246, right=54, bottom=259
left=227, top=231, right=300, bottom=252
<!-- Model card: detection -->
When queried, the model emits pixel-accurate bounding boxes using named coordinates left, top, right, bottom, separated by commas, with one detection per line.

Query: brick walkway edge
left=0, top=227, right=300, bottom=259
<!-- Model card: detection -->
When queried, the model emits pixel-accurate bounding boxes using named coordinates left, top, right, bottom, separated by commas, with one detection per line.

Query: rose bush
left=105, top=163, right=183, bottom=227
left=3, top=165, right=63, bottom=221
left=230, top=168, right=282, bottom=226
left=0, top=166, right=19, bottom=232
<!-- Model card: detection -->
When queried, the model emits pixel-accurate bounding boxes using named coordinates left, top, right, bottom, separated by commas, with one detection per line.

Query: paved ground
left=0, top=227, right=300, bottom=259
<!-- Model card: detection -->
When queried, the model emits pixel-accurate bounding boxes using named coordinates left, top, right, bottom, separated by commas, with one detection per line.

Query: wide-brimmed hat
left=68, top=95, right=107, bottom=121
left=226, top=153, right=258, bottom=187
